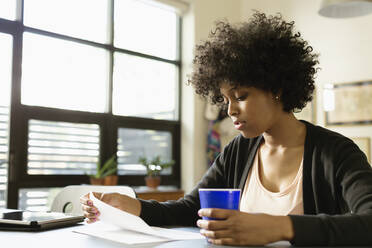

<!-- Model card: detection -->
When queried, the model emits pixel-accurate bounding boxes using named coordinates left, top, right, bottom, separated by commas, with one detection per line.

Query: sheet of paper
left=90, top=192, right=157, bottom=235
left=75, top=222, right=169, bottom=245
left=75, top=192, right=203, bottom=244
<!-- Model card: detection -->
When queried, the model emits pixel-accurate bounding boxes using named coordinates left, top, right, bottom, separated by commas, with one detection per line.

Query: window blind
left=27, top=120, right=100, bottom=175
left=0, top=106, right=9, bottom=208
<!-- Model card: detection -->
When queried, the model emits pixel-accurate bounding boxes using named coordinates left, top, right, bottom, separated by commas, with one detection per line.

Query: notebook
left=0, top=209, right=85, bottom=231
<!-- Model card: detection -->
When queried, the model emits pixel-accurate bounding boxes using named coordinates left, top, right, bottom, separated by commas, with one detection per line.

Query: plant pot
left=104, top=175, right=118, bottom=185
left=90, top=175, right=118, bottom=185
left=145, top=176, right=161, bottom=189
left=90, top=177, right=105, bottom=185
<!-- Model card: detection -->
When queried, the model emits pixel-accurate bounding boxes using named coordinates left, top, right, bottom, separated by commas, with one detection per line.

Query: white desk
left=0, top=223, right=293, bottom=248
left=2, top=222, right=371, bottom=248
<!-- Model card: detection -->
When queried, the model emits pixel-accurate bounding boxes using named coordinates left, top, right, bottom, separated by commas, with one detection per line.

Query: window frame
left=2, top=0, right=182, bottom=209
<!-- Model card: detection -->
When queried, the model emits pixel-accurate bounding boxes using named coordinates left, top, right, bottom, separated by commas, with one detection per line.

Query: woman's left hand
left=197, top=208, right=294, bottom=246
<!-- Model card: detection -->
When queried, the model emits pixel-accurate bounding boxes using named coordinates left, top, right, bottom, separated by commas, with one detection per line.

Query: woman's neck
left=262, top=113, right=306, bottom=150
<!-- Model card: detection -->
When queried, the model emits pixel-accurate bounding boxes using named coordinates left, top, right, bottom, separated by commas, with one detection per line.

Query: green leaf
left=138, top=154, right=175, bottom=176
left=94, top=154, right=117, bottom=178
left=95, top=161, right=103, bottom=178
left=160, top=160, right=175, bottom=170
left=101, top=167, right=117, bottom=178
left=102, top=155, right=116, bottom=170
left=138, top=156, right=148, bottom=166
left=151, top=155, right=161, bottom=166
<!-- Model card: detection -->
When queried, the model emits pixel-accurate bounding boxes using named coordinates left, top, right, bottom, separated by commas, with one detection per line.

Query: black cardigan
left=139, top=121, right=372, bottom=246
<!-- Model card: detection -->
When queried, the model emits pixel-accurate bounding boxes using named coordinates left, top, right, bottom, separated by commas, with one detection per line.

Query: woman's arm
left=139, top=148, right=229, bottom=226
left=290, top=138, right=372, bottom=246
left=197, top=209, right=294, bottom=246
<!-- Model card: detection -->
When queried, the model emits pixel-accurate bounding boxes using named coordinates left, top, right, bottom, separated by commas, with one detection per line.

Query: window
left=0, top=33, right=12, bottom=208
left=114, top=0, right=177, bottom=60
left=1, top=0, right=181, bottom=209
left=113, top=53, right=178, bottom=119
left=22, top=33, right=108, bottom=112
left=117, top=128, right=172, bottom=175
left=18, top=188, right=62, bottom=212
left=0, top=105, right=9, bottom=208
left=23, top=0, right=109, bottom=43
left=27, top=120, right=99, bottom=175
left=0, top=0, right=16, bottom=21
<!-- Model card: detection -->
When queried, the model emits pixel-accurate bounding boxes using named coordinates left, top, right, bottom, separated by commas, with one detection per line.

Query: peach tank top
left=239, top=150, right=304, bottom=215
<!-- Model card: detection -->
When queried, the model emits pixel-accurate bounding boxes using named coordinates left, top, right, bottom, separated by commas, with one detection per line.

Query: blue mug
left=198, top=188, right=241, bottom=220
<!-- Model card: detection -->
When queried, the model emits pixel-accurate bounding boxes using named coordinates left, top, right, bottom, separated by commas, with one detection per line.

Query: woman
left=80, top=12, right=372, bottom=246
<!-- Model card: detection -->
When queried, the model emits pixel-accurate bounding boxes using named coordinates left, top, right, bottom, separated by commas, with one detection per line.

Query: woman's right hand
left=79, top=192, right=141, bottom=223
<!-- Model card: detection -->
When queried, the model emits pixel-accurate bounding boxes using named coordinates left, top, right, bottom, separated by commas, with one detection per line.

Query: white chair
left=51, top=185, right=136, bottom=215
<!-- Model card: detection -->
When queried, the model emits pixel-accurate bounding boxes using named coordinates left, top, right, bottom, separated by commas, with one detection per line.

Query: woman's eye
left=236, top=95, right=247, bottom=101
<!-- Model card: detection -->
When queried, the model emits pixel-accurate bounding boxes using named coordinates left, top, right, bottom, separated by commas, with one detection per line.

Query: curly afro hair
left=188, top=11, right=319, bottom=112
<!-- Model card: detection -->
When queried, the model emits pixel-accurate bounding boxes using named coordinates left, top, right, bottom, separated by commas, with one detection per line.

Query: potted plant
left=138, top=155, right=175, bottom=189
left=90, top=154, right=118, bottom=185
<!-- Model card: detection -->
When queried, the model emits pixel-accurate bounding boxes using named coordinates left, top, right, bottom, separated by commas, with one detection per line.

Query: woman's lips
left=233, top=121, right=246, bottom=130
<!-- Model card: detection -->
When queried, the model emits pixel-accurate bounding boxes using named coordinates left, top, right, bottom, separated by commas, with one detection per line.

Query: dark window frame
left=1, top=0, right=182, bottom=209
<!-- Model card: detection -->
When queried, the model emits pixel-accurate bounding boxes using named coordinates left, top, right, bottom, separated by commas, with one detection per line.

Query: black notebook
left=0, top=209, right=85, bottom=231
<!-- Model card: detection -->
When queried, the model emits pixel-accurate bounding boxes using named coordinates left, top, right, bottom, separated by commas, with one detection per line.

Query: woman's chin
left=240, top=130, right=262, bottom=139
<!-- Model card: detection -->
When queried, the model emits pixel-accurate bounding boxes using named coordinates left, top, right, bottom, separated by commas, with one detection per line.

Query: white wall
left=181, top=0, right=242, bottom=193
left=241, top=0, right=372, bottom=160
left=181, top=0, right=372, bottom=192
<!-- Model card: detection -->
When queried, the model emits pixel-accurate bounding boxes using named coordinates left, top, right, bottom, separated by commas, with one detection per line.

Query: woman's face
left=220, top=83, right=284, bottom=138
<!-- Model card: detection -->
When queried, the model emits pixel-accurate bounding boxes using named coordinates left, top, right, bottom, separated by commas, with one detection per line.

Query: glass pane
left=27, top=120, right=99, bottom=175
left=19, top=188, right=62, bottom=211
left=22, top=32, right=108, bottom=113
left=0, top=106, right=9, bottom=208
left=117, top=128, right=172, bottom=175
left=24, top=0, right=109, bottom=43
left=0, top=33, right=12, bottom=208
left=113, top=53, right=177, bottom=120
left=114, top=0, right=177, bottom=60
left=0, top=33, right=12, bottom=107
left=0, top=0, right=16, bottom=20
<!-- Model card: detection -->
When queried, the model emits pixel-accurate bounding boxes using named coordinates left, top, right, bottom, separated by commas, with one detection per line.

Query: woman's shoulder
left=302, top=121, right=361, bottom=159
left=303, top=120, right=353, bottom=145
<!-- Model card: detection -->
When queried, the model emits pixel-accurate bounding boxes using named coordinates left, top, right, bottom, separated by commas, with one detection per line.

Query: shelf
left=133, top=186, right=184, bottom=202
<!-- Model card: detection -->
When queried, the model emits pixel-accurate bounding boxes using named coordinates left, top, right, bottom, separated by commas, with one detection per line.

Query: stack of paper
left=74, top=192, right=203, bottom=245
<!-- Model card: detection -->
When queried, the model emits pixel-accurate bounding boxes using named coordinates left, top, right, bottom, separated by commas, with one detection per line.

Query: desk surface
left=1, top=223, right=368, bottom=248
left=0, top=223, right=290, bottom=248
left=133, top=186, right=183, bottom=193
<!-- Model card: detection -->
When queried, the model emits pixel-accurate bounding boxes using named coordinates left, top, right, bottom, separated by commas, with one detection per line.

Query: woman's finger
left=83, top=210, right=98, bottom=218
left=198, top=208, right=236, bottom=219
left=207, top=238, right=235, bottom=246
left=81, top=204, right=99, bottom=214
left=200, top=229, right=231, bottom=239
left=85, top=217, right=98, bottom=224
left=79, top=193, right=93, bottom=206
left=196, top=219, right=227, bottom=230
left=92, top=192, right=102, bottom=200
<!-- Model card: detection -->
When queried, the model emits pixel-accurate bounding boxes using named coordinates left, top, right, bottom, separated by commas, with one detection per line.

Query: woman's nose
left=227, top=102, right=238, bottom=117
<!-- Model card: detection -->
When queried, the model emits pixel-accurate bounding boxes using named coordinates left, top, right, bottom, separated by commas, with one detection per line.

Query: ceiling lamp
left=319, top=0, right=372, bottom=18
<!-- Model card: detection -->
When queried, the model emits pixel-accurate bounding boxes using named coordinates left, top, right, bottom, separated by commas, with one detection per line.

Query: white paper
left=90, top=192, right=157, bottom=235
left=74, top=192, right=203, bottom=244
left=75, top=222, right=169, bottom=245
